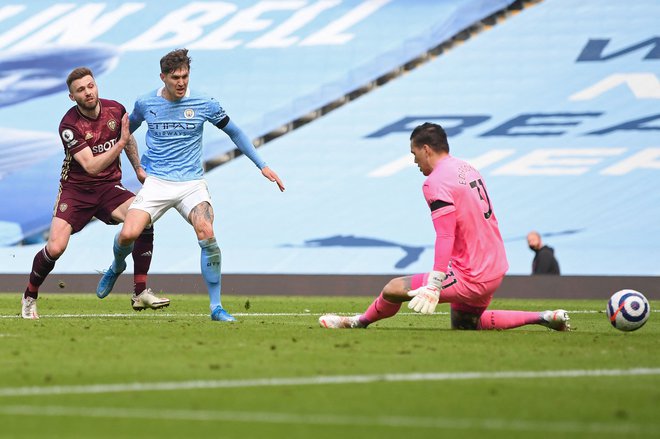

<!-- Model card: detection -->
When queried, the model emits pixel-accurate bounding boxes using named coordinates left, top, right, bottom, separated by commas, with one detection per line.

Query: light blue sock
left=199, top=237, right=221, bottom=311
left=112, top=233, right=133, bottom=272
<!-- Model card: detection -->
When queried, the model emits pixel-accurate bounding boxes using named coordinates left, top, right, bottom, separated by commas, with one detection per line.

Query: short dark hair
left=66, top=67, right=94, bottom=89
left=410, top=122, right=449, bottom=153
left=160, top=48, right=191, bottom=74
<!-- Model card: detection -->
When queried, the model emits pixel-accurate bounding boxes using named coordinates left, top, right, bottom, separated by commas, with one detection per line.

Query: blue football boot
left=211, top=306, right=236, bottom=322
left=96, top=260, right=126, bottom=299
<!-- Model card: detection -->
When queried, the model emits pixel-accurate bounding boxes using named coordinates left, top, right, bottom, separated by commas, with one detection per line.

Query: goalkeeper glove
left=407, top=271, right=446, bottom=315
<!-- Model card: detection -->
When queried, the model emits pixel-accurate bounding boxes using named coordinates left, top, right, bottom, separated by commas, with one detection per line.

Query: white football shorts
left=129, top=175, right=212, bottom=224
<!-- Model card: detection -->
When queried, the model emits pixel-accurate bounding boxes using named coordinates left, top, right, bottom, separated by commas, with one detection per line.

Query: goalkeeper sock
left=199, top=237, right=222, bottom=311
left=478, top=310, right=541, bottom=330
left=359, top=293, right=401, bottom=326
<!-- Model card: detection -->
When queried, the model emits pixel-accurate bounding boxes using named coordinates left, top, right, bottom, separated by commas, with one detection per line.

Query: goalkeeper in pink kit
left=319, top=123, right=570, bottom=331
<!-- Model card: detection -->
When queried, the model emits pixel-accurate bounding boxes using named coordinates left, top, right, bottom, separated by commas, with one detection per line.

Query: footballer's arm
left=73, top=113, right=129, bottom=176
left=123, top=134, right=147, bottom=183
left=219, top=118, right=286, bottom=192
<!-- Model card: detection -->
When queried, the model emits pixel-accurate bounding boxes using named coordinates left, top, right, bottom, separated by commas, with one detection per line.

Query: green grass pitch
left=0, top=293, right=658, bottom=438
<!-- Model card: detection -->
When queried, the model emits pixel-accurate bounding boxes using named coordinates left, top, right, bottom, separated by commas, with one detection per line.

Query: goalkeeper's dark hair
left=410, top=122, right=450, bottom=153
left=160, top=48, right=192, bottom=74
left=66, top=67, right=94, bottom=90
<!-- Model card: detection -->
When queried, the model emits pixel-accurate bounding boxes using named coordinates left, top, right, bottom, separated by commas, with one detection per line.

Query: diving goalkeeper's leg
left=319, top=276, right=413, bottom=329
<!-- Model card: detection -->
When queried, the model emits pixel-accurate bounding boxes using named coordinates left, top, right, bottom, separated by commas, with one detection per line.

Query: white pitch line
left=3, top=311, right=445, bottom=319
left=0, top=311, right=430, bottom=319
left=0, top=368, right=658, bottom=398
left=0, top=309, right=646, bottom=319
left=0, top=405, right=655, bottom=434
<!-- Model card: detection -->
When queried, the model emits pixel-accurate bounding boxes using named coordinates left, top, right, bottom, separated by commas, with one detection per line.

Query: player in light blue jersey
left=97, top=49, right=285, bottom=321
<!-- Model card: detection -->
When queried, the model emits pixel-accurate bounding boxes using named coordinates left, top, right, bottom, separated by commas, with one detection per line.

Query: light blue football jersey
left=129, top=87, right=228, bottom=181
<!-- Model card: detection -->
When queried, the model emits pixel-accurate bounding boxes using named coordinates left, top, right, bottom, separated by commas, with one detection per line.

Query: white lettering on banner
left=248, top=0, right=340, bottom=48
left=466, top=150, right=518, bottom=171
left=0, top=5, right=24, bottom=23
left=601, top=148, right=660, bottom=175
left=10, top=3, right=144, bottom=51
left=368, top=150, right=516, bottom=177
left=0, top=1, right=391, bottom=50
left=191, top=1, right=306, bottom=50
left=0, top=4, right=74, bottom=49
left=301, top=0, right=391, bottom=46
left=491, top=148, right=626, bottom=176
left=368, top=154, right=413, bottom=177
left=123, top=2, right=237, bottom=51
left=569, top=73, right=660, bottom=100
left=367, top=149, right=660, bottom=177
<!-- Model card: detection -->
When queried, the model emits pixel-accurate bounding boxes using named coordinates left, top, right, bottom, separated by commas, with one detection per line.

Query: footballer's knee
left=381, top=277, right=409, bottom=303
left=189, top=202, right=215, bottom=240
left=119, top=210, right=152, bottom=244
left=193, top=221, right=214, bottom=241
left=118, top=226, right=142, bottom=244
left=46, top=240, right=67, bottom=259
left=46, top=218, right=72, bottom=258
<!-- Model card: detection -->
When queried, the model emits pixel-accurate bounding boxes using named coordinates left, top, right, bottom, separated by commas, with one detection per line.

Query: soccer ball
left=606, top=289, right=650, bottom=332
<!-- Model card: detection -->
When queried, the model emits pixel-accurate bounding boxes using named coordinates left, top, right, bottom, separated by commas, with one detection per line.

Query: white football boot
left=21, top=296, right=39, bottom=320
left=540, top=309, right=570, bottom=331
left=132, top=288, right=170, bottom=311
left=319, top=314, right=364, bottom=329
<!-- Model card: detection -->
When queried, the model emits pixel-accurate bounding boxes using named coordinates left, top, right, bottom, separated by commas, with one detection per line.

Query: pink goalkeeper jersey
left=423, top=155, right=508, bottom=282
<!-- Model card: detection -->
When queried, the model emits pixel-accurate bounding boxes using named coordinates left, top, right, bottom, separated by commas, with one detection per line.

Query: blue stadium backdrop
left=0, top=0, right=658, bottom=277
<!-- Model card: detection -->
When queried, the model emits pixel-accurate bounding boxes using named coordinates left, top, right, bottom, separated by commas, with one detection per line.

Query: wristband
left=428, top=271, right=446, bottom=289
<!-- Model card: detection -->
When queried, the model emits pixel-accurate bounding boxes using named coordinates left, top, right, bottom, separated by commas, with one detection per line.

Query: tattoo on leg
left=401, top=276, right=413, bottom=293
left=190, top=202, right=214, bottom=226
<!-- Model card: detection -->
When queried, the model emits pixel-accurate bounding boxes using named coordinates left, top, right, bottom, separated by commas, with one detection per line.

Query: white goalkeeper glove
left=407, top=271, right=446, bottom=315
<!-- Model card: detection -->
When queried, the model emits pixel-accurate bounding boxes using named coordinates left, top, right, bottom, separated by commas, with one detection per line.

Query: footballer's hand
left=118, top=113, right=130, bottom=148
left=407, top=285, right=440, bottom=315
left=261, top=166, right=285, bottom=192
left=135, top=167, right=147, bottom=184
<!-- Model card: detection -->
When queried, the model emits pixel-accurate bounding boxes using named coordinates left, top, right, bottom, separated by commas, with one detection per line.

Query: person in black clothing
left=527, top=231, right=560, bottom=275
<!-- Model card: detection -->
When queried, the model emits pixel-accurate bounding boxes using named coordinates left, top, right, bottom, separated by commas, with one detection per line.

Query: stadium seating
left=0, top=0, right=510, bottom=244
left=1, top=0, right=657, bottom=276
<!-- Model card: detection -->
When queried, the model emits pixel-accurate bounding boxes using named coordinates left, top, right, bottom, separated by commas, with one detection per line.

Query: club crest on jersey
left=85, top=132, right=94, bottom=140
left=61, top=129, right=74, bottom=142
left=59, top=203, right=68, bottom=212
left=107, top=119, right=117, bottom=131
left=184, top=109, right=195, bottom=119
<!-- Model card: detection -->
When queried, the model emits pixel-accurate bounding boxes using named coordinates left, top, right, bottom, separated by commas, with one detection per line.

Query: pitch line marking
left=0, top=368, right=658, bottom=398
left=0, top=309, right=651, bottom=319
left=0, top=405, right=656, bottom=434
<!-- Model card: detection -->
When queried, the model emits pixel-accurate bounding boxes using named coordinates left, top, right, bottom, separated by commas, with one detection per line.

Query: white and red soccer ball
left=607, top=289, right=650, bottom=332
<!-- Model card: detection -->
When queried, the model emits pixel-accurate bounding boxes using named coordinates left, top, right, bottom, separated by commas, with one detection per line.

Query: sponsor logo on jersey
left=184, top=109, right=195, bottom=119
left=59, top=203, right=68, bottom=212
left=148, top=122, right=196, bottom=130
left=107, top=119, right=117, bottom=131
left=91, top=138, right=117, bottom=154
left=85, top=132, right=94, bottom=140
left=61, top=129, right=74, bottom=142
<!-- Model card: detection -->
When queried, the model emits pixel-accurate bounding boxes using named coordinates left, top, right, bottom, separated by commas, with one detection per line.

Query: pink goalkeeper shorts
left=411, top=270, right=503, bottom=315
